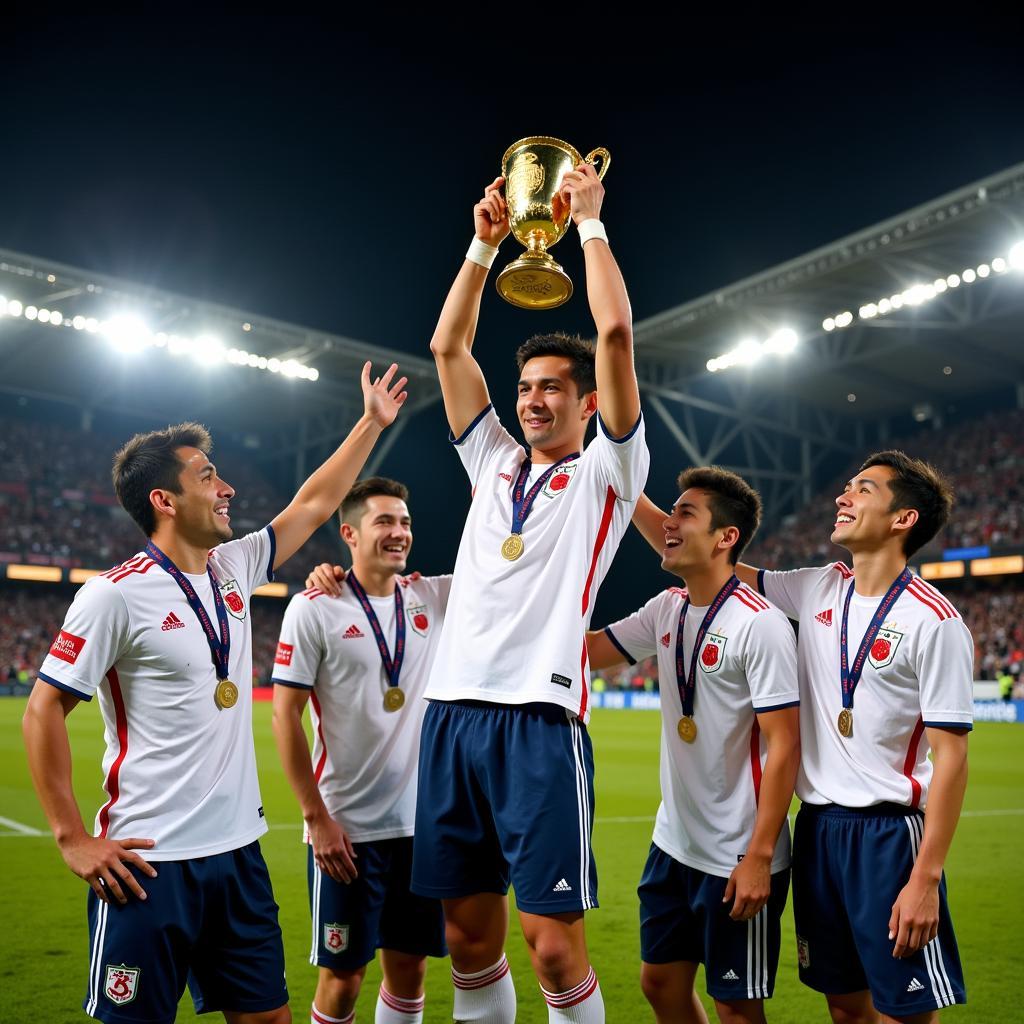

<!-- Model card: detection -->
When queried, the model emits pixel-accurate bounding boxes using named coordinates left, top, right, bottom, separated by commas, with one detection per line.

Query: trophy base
left=496, top=257, right=573, bottom=310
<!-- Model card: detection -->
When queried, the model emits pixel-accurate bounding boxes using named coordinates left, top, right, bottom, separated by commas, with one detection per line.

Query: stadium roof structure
left=631, top=159, right=1024, bottom=518
left=0, top=248, right=442, bottom=479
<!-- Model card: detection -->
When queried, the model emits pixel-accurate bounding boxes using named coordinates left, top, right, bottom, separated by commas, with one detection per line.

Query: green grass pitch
left=2, top=698, right=1019, bottom=1022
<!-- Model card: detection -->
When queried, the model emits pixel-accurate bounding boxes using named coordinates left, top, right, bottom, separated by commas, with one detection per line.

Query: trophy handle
left=584, top=147, right=611, bottom=180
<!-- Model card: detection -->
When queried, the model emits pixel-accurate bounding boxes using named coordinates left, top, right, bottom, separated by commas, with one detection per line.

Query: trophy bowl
left=496, top=136, right=610, bottom=310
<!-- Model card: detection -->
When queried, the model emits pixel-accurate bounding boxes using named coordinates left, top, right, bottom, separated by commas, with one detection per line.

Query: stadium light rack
left=0, top=298, right=320, bottom=382
left=705, top=241, right=1024, bottom=374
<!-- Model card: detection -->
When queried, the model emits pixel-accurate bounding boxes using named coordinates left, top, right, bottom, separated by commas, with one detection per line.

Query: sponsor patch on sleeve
left=274, top=642, right=294, bottom=666
left=50, top=630, right=86, bottom=665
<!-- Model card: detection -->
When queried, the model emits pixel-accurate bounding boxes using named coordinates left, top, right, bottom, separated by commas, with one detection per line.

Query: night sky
left=2, top=18, right=1023, bottom=614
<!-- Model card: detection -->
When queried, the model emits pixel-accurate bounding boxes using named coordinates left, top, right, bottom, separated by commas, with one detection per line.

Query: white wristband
left=577, top=218, right=609, bottom=247
left=466, top=237, right=500, bottom=269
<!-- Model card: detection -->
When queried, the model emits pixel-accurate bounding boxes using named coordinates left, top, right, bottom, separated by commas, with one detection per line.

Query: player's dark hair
left=515, top=332, right=596, bottom=398
left=341, top=476, right=410, bottom=527
left=112, top=422, right=213, bottom=537
left=858, top=450, right=954, bottom=557
left=676, top=466, right=763, bottom=565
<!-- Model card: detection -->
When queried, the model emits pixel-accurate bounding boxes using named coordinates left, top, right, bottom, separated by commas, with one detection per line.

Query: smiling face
left=343, top=494, right=412, bottom=576
left=832, top=464, right=917, bottom=554
left=661, top=488, right=740, bottom=578
left=161, top=447, right=235, bottom=548
left=516, top=355, right=596, bottom=456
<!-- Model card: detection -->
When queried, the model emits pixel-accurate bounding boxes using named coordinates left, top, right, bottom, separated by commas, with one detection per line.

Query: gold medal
left=677, top=716, right=697, bottom=743
left=215, top=678, right=239, bottom=710
left=837, top=708, right=853, bottom=738
left=383, top=687, right=406, bottom=712
left=501, top=534, right=525, bottom=561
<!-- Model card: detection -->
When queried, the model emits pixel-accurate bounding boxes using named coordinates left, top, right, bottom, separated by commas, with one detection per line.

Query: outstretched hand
left=474, top=176, right=510, bottom=248
left=361, top=362, right=408, bottom=429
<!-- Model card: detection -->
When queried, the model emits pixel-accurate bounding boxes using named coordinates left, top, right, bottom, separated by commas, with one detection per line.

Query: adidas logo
left=161, top=612, right=185, bottom=632
left=660, top=632, right=671, bottom=648
left=906, top=978, right=925, bottom=993
left=815, top=609, right=833, bottom=626
left=343, top=625, right=365, bottom=639
left=721, top=969, right=739, bottom=981
left=552, top=878, right=572, bottom=892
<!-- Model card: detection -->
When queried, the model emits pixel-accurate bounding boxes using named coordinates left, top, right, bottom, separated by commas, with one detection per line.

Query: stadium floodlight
left=961, top=268, right=976, bottom=284
left=992, top=257, right=1007, bottom=273
left=764, top=327, right=798, bottom=354
left=25, top=305, right=38, bottom=320
left=1009, top=242, right=1024, bottom=270
left=707, top=328, right=798, bottom=373
left=104, top=314, right=152, bottom=354
left=193, top=334, right=225, bottom=366
left=977, top=264, right=990, bottom=278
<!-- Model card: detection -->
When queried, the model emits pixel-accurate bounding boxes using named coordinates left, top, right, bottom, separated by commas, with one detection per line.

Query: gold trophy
left=496, top=137, right=610, bottom=310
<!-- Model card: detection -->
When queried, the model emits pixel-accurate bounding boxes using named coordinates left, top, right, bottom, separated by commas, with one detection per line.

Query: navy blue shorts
left=792, top=803, right=966, bottom=1016
left=83, top=841, right=287, bottom=1024
left=308, top=836, right=447, bottom=969
left=411, top=700, right=598, bottom=914
left=638, top=842, right=789, bottom=1001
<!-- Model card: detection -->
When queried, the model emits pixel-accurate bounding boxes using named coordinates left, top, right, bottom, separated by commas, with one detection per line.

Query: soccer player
left=22, top=363, right=408, bottom=1024
left=272, top=477, right=450, bottom=1024
left=733, top=450, right=972, bottom=1023
left=590, top=467, right=800, bottom=1024
left=411, top=166, right=649, bottom=1024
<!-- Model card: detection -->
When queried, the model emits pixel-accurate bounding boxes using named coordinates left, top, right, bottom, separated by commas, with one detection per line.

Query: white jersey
left=425, top=405, right=649, bottom=723
left=38, top=528, right=276, bottom=861
left=272, top=574, right=452, bottom=842
left=606, top=582, right=800, bottom=877
left=758, top=563, right=974, bottom=809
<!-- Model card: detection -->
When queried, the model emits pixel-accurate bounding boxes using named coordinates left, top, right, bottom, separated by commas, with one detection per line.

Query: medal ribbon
left=675, top=575, right=740, bottom=717
left=347, top=571, right=405, bottom=689
left=145, top=541, right=230, bottom=680
left=509, top=452, right=580, bottom=537
left=839, top=566, right=913, bottom=709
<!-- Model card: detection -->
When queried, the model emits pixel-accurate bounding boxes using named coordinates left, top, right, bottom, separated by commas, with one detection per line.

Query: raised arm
left=560, top=164, right=640, bottom=438
left=632, top=493, right=668, bottom=555
left=429, top=177, right=510, bottom=437
left=270, top=362, right=407, bottom=570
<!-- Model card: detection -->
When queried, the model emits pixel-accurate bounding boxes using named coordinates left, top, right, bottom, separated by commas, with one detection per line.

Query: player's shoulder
left=729, top=581, right=773, bottom=615
left=95, top=552, right=158, bottom=588
left=902, top=575, right=962, bottom=623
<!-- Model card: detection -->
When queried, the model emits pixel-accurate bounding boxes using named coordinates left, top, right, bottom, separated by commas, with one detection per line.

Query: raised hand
left=559, top=162, right=605, bottom=226
left=473, top=176, right=511, bottom=248
left=60, top=833, right=158, bottom=904
left=361, top=362, right=409, bottom=429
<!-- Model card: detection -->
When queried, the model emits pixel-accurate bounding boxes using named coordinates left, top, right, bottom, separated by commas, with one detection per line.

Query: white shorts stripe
left=760, top=905, right=769, bottom=996
left=746, top=915, right=754, bottom=999
left=310, top=859, right=321, bottom=965
left=929, top=936, right=955, bottom=1006
left=570, top=720, right=593, bottom=910
left=86, top=899, right=108, bottom=1015
left=905, top=815, right=954, bottom=1008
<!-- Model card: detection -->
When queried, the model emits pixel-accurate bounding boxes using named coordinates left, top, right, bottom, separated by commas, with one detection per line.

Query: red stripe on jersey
left=913, top=578, right=958, bottom=618
left=741, top=586, right=769, bottom=610
left=98, top=668, right=129, bottom=838
left=579, top=486, right=617, bottom=718
left=906, top=581, right=950, bottom=620
left=110, top=558, right=156, bottom=584
left=732, top=589, right=763, bottom=613
left=579, top=639, right=590, bottom=719
left=832, top=561, right=854, bottom=579
left=310, top=692, right=328, bottom=783
left=303, top=588, right=325, bottom=601
left=749, top=719, right=763, bottom=803
left=903, top=717, right=926, bottom=808
left=102, top=555, right=145, bottom=579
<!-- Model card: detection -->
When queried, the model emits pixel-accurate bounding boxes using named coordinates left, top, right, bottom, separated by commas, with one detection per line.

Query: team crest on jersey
left=408, top=604, right=430, bottom=636
left=868, top=626, right=903, bottom=669
left=699, top=632, right=727, bottom=673
left=104, top=964, right=140, bottom=1005
left=542, top=461, right=578, bottom=498
left=219, top=578, right=246, bottom=621
left=324, top=923, right=349, bottom=953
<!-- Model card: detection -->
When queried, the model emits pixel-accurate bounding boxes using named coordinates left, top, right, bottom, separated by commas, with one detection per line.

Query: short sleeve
left=210, top=526, right=276, bottom=596
left=450, top=406, right=522, bottom=490
left=586, top=413, right=650, bottom=502
left=407, top=574, right=454, bottom=614
left=271, top=594, right=325, bottom=690
left=917, top=616, right=975, bottom=730
left=757, top=566, right=829, bottom=621
left=743, top=608, right=801, bottom=712
left=603, top=590, right=670, bottom=666
left=37, top=580, right=131, bottom=700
